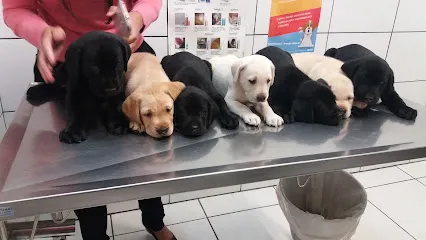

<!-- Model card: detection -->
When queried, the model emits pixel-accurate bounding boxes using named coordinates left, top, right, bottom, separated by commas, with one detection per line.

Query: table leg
left=0, top=221, right=8, bottom=240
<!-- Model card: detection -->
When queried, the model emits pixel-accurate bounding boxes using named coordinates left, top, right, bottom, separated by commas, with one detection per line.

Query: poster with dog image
left=168, top=0, right=246, bottom=59
left=268, top=0, right=321, bottom=53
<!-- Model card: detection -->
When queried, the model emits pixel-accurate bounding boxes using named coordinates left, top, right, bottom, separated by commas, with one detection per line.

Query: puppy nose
left=191, top=125, right=200, bottom=133
left=256, top=94, right=266, bottom=102
left=365, top=96, right=374, bottom=103
left=338, top=108, right=346, bottom=118
left=156, top=127, right=169, bottom=135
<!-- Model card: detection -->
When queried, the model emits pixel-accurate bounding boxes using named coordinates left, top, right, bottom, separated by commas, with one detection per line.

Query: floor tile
left=241, top=180, right=279, bottom=191
left=163, top=200, right=206, bottom=225
left=108, top=200, right=139, bottom=214
left=168, top=219, right=216, bottom=240
left=200, top=187, right=278, bottom=217
left=399, top=161, right=426, bottom=178
left=352, top=202, right=414, bottom=240
left=367, top=180, right=426, bottom=240
left=209, top=205, right=292, bottom=240
left=353, top=167, right=412, bottom=188
left=360, top=160, right=410, bottom=171
left=107, top=197, right=169, bottom=214
left=418, top=177, right=426, bottom=185
left=111, top=210, right=142, bottom=235
left=112, top=200, right=205, bottom=235
left=169, top=185, right=240, bottom=203
left=115, top=219, right=216, bottom=240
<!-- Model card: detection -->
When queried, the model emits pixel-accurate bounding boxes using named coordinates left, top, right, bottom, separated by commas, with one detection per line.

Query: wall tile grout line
left=367, top=200, right=417, bottom=240
left=251, top=0, right=259, bottom=54
left=197, top=199, right=220, bottom=240
left=324, top=0, right=335, bottom=50
left=385, top=0, right=402, bottom=60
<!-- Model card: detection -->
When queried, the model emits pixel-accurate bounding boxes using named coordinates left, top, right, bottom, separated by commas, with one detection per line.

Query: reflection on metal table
left=1, top=98, right=426, bottom=221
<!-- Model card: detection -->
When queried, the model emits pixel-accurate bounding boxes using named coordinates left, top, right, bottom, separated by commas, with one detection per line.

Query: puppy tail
left=324, top=48, right=337, bottom=57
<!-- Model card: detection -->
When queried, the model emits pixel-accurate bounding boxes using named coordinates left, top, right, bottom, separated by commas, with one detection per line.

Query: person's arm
left=2, top=0, right=49, bottom=48
left=131, top=0, right=162, bottom=32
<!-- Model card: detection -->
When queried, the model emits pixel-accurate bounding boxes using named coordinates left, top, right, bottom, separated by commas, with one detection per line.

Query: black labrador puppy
left=325, top=44, right=417, bottom=120
left=161, top=52, right=239, bottom=137
left=257, top=46, right=343, bottom=126
left=27, top=31, right=131, bottom=143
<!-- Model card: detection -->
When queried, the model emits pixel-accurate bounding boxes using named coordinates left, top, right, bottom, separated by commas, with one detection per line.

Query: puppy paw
left=265, top=113, right=284, bottom=127
left=106, top=120, right=129, bottom=136
left=218, top=113, right=240, bottom=129
left=397, top=106, right=417, bottom=120
left=283, top=114, right=294, bottom=124
left=129, top=122, right=145, bottom=134
left=59, top=127, right=88, bottom=144
left=242, top=114, right=261, bottom=126
left=351, top=107, right=369, bottom=118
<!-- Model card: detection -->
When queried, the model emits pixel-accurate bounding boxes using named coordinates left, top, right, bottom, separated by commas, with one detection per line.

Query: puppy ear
left=317, top=78, right=330, bottom=89
left=207, top=97, right=220, bottom=126
left=122, top=93, right=142, bottom=124
left=324, top=48, right=337, bottom=57
left=292, top=99, right=314, bottom=123
left=203, top=60, right=213, bottom=79
left=270, top=63, right=276, bottom=85
left=165, top=81, right=186, bottom=100
left=118, top=39, right=131, bottom=72
left=341, top=59, right=361, bottom=79
left=231, top=59, right=246, bottom=83
left=161, top=55, right=170, bottom=67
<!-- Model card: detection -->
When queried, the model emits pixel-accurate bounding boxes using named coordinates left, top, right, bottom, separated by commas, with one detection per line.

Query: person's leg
left=138, top=197, right=165, bottom=231
left=74, top=206, right=110, bottom=240
left=139, top=198, right=175, bottom=240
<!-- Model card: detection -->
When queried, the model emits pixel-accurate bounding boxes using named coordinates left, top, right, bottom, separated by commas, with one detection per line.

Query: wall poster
left=268, top=0, right=322, bottom=53
left=168, top=0, right=246, bottom=59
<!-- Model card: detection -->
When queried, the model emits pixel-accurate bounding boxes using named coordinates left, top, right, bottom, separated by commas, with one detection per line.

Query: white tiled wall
left=0, top=0, right=426, bottom=212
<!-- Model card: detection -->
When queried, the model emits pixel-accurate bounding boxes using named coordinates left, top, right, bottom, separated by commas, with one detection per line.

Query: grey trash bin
left=276, top=170, right=367, bottom=240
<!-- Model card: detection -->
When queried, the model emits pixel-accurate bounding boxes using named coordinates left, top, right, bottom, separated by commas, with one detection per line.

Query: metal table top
left=1, top=97, right=426, bottom=220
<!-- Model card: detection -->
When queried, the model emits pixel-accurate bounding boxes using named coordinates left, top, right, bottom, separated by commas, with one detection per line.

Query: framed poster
left=268, top=0, right=322, bottom=53
left=168, top=0, right=247, bottom=59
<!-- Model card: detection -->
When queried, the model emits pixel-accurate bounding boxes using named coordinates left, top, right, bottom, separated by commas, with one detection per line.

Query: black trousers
left=34, top=41, right=165, bottom=240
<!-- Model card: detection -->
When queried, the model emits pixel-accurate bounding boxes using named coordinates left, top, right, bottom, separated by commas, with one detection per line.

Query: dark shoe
left=147, top=228, right=177, bottom=240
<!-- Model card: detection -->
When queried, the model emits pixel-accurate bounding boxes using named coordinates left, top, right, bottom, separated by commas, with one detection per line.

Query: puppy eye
left=166, top=107, right=172, bottom=113
left=144, top=112, right=152, bottom=118
left=348, top=96, right=354, bottom=100
left=249, top=79, right=256, bottom=85
left=267, top=79, right=271, bottom=84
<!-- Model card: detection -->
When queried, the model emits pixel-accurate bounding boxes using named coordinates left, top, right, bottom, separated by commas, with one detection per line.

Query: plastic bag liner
left=276, top=170, right=367, bottom=240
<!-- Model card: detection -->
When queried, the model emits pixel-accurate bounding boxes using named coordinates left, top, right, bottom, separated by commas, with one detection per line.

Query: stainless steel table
left=1, top=98, right=426, bottom=224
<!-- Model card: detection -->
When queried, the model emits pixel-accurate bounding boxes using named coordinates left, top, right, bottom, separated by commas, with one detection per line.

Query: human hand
left=107, top=6, right=144, bottom=52
left=37, top=26, right=66, bottom=83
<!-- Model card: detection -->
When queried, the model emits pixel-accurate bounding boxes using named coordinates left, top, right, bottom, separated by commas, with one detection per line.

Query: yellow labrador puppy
left=292, top=52, right=354, bottom=118
left=123, top=53, right=185, bottom=139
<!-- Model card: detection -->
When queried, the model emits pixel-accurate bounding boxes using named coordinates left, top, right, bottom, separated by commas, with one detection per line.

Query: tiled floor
left=34, top=161, right=426, bottom=240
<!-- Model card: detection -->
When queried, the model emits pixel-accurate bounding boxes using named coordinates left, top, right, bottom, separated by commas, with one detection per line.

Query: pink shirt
left=2, top=0, right=162, bottom=62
